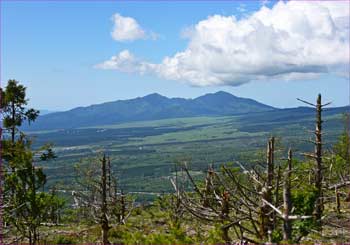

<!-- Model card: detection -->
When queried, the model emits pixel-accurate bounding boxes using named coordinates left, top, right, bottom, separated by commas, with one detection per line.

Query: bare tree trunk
left=335, top=188, right=340, bottom=214
left=101, top=155, right=110, bottom=244
left=107, top=157, right=111, bottom=197
left=203, top=165, right=214, bottom=207
left=260, top=137, right=274, bottom=239
left=33, top=228, right=38, bottom=245
left=314, top=94, right=323, bottom=224
left=273, top=166, right=281, bottom=229
left=29, top=232, right=32, bottom=245
left=283, top=148, right=292, bottom=241
left=221, top=191, right=230, bottom=244
left=120, top=190, right=126, bottom=224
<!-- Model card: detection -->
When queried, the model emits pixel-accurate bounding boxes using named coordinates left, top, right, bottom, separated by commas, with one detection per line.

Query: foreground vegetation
left=1, top=80, right=349, bottom=244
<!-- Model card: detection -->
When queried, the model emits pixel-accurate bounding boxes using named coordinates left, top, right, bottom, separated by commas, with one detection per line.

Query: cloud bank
left=99, top=1, right=349, bottom=86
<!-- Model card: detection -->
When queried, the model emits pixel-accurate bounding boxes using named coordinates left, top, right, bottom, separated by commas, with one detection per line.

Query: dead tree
left=170, top=163, right=185, bottom=228
left=283, top=148, right=292, bottom=241
left=260, top=137, right=275, bottom=240
left=171, top=138, right=278, bottom=243
left=171, top=164, right=242, bottom=244
left=171, top=137, right=316, bottom=244
left=101, top=155, right=110, bottom=244
left=221, top=191, right=230, bottom=243
left=74, top=154, right=134, bottom=244
left=298, top=94, right=331, bottom=225
left=261, top=148, right=313, bottom=242
left=203, top=165, right=214, bottom=207
left=314, top=94, right=324, bottom=223
left=273, top=166, right=281, bottom=230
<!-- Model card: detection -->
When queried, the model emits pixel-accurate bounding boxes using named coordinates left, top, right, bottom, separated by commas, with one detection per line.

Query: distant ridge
left=39, top=109, right=59, bottom=115
left=24, top=91, right=275, bottom=130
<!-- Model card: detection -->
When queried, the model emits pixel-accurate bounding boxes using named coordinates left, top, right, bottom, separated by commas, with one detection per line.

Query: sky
left=1, top=0, right=349, bottom=111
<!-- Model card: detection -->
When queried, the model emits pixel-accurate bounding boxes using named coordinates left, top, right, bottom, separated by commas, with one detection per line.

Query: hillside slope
left=24, top=91, right=275, bottom=130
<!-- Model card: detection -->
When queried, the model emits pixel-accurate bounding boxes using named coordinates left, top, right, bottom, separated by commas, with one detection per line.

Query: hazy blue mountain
left=39, top=109, right=59, bottom=115
left=24, top=91, right=275, bottom=130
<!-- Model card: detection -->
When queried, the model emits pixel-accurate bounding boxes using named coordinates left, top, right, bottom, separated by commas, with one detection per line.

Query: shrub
left=54, top=235, right=77, bottom=244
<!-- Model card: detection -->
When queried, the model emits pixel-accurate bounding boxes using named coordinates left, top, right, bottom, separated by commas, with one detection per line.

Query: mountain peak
left=144, top=92, right=164, bottom=98
left=213, top=91, right=236, bottom=96
left=141, top=93, right=169, bottom=103
left=195, top=91, right=237, bottom=102
left=210, top=91, right=238, bottom=98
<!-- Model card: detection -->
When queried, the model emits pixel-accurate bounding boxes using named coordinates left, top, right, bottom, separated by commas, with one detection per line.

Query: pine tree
left=1, top=80, right=62, bottom=244
left=1, top=80, right=39, bottom=144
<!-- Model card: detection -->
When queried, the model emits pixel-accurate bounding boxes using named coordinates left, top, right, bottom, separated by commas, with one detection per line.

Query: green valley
left=29, top=106, right=348, bottom=196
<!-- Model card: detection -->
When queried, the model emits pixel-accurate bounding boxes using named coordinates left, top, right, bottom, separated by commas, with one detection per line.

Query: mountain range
left=24, top=91, right=276, bottom=130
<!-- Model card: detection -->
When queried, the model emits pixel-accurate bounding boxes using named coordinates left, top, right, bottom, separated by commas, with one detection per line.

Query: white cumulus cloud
left=111, top=13, right=146, bottom=41
left=95, top=50, right=155, bottom=73
left=99, top=1, right=349, bottom=86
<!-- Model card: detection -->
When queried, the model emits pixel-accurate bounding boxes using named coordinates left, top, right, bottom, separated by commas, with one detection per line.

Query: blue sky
left=1, top=1, right=349, bottom=111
